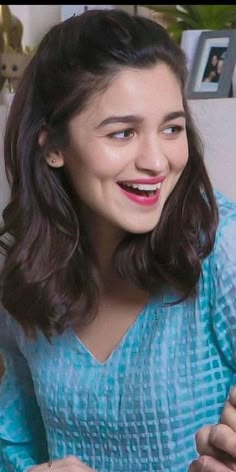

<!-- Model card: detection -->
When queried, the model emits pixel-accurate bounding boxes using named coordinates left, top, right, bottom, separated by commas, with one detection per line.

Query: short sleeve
left=0, top=306, right=48, bottom=471
left=210, top=195, right=236, bottom=369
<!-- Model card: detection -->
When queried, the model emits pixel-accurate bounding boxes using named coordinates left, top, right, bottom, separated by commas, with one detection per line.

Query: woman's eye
left=163, top=125, right=184, bottom=135
left=109, top=129, right=135, bottom=139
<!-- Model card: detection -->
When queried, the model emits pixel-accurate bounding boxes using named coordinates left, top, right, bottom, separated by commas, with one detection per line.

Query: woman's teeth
left=123, top=182, right=161, bottom=191
left=119, top=182, right=161, bottom=196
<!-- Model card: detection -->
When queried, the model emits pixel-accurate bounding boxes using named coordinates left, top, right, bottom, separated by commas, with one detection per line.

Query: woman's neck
left=82, top=213, right=126, bottom=285
left=80, top=211, right=150, bottom=312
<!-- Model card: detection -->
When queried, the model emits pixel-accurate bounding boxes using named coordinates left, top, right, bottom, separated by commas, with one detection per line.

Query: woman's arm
left=0, top=307, right=49, bottom=472
left=189, top=198, right=236, bottom=471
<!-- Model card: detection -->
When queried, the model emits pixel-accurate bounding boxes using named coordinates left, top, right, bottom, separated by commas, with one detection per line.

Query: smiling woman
left=0, top=8, right=236, bottom=472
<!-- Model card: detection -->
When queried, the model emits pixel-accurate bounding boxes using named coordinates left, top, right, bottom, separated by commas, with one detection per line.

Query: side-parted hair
left=0, top=9, right=218, bottom=338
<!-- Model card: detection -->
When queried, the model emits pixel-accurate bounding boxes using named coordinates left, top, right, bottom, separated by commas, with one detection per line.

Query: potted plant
left=145, top=5, right=236, bottom=43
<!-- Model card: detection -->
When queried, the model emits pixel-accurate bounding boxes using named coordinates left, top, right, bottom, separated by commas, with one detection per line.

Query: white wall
left=189, top=98, right=236, bottom=201
left=61, top=5, right=152, bottom=21
left=61, top=5, right=115, bottom=21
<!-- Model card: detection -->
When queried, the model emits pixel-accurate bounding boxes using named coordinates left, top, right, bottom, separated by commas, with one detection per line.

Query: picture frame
left=186, top=30, right=236, bottom=99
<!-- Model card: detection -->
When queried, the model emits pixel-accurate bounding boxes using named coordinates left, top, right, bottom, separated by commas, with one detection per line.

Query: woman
left=0, top=9, right=236, bottom=472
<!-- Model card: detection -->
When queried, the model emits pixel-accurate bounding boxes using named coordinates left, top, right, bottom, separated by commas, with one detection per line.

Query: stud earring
left=51, top=158, right=56, bottom=164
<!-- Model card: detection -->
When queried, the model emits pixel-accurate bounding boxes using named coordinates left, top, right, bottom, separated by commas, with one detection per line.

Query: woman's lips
left=117, top=176, right=165, bottom=206
left=117, top=182, right=162, bottom=206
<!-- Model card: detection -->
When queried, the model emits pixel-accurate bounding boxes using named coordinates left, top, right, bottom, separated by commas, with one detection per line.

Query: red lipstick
left=117, top=176, right=165, bottom=207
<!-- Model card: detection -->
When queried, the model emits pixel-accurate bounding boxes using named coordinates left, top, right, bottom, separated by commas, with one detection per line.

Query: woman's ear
left=38, top=128, right=64, bottom=168
left=45, top=151, right=64, bottom=168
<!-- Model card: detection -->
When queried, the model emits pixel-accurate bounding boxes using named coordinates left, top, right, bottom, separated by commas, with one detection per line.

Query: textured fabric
left=0, top=190, right=236, bottom=472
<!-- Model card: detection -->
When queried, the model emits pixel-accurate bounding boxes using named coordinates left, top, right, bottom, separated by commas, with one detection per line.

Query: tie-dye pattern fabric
left=0, top=190, right=236, bottom=472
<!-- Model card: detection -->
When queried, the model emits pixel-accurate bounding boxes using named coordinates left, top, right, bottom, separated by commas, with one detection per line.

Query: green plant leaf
left=143, top=4, right=236, bottom=32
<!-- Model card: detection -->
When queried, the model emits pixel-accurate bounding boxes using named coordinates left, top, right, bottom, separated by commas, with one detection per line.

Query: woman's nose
left=134, top=134, right=168, bottom=174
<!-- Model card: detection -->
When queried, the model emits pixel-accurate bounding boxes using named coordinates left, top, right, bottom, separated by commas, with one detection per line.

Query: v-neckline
left=69, top=299, right=152, bottom=367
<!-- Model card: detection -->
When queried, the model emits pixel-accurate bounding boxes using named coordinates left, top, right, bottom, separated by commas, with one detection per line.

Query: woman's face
left=62, top=63, right=189, bottom=235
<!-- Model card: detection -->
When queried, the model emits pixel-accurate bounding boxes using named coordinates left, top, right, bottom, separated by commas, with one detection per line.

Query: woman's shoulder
left=0, top=304, right=14, bottom=331
left=0, top=304, right=27, bottom=351
left=201, top=190, right=236, bottom=285
left=214, top=189, right=236, bottom=223
left=214, top=190, right=236, bottom=246
left=205, top=190, right=236, bottom=282
left=0, top=304, right=18, bottom=350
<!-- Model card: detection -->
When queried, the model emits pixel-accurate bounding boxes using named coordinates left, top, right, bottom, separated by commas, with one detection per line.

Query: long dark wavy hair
left=0, top=9, right=218, bottom=338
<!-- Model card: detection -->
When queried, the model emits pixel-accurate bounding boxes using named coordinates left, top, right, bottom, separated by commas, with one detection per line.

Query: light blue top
left=0, top=190, right=236, bottom=472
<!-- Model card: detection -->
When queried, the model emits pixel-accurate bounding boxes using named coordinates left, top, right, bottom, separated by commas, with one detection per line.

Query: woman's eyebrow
left=96, top=114, right=143, bottom=129
left=162, top=111, right=186, bottom=122
left=96, top=110, right=186, bottom=129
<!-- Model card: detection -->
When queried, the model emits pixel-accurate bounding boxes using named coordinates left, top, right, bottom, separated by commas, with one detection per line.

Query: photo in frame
left=186, top=30, right=236, bottom=99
